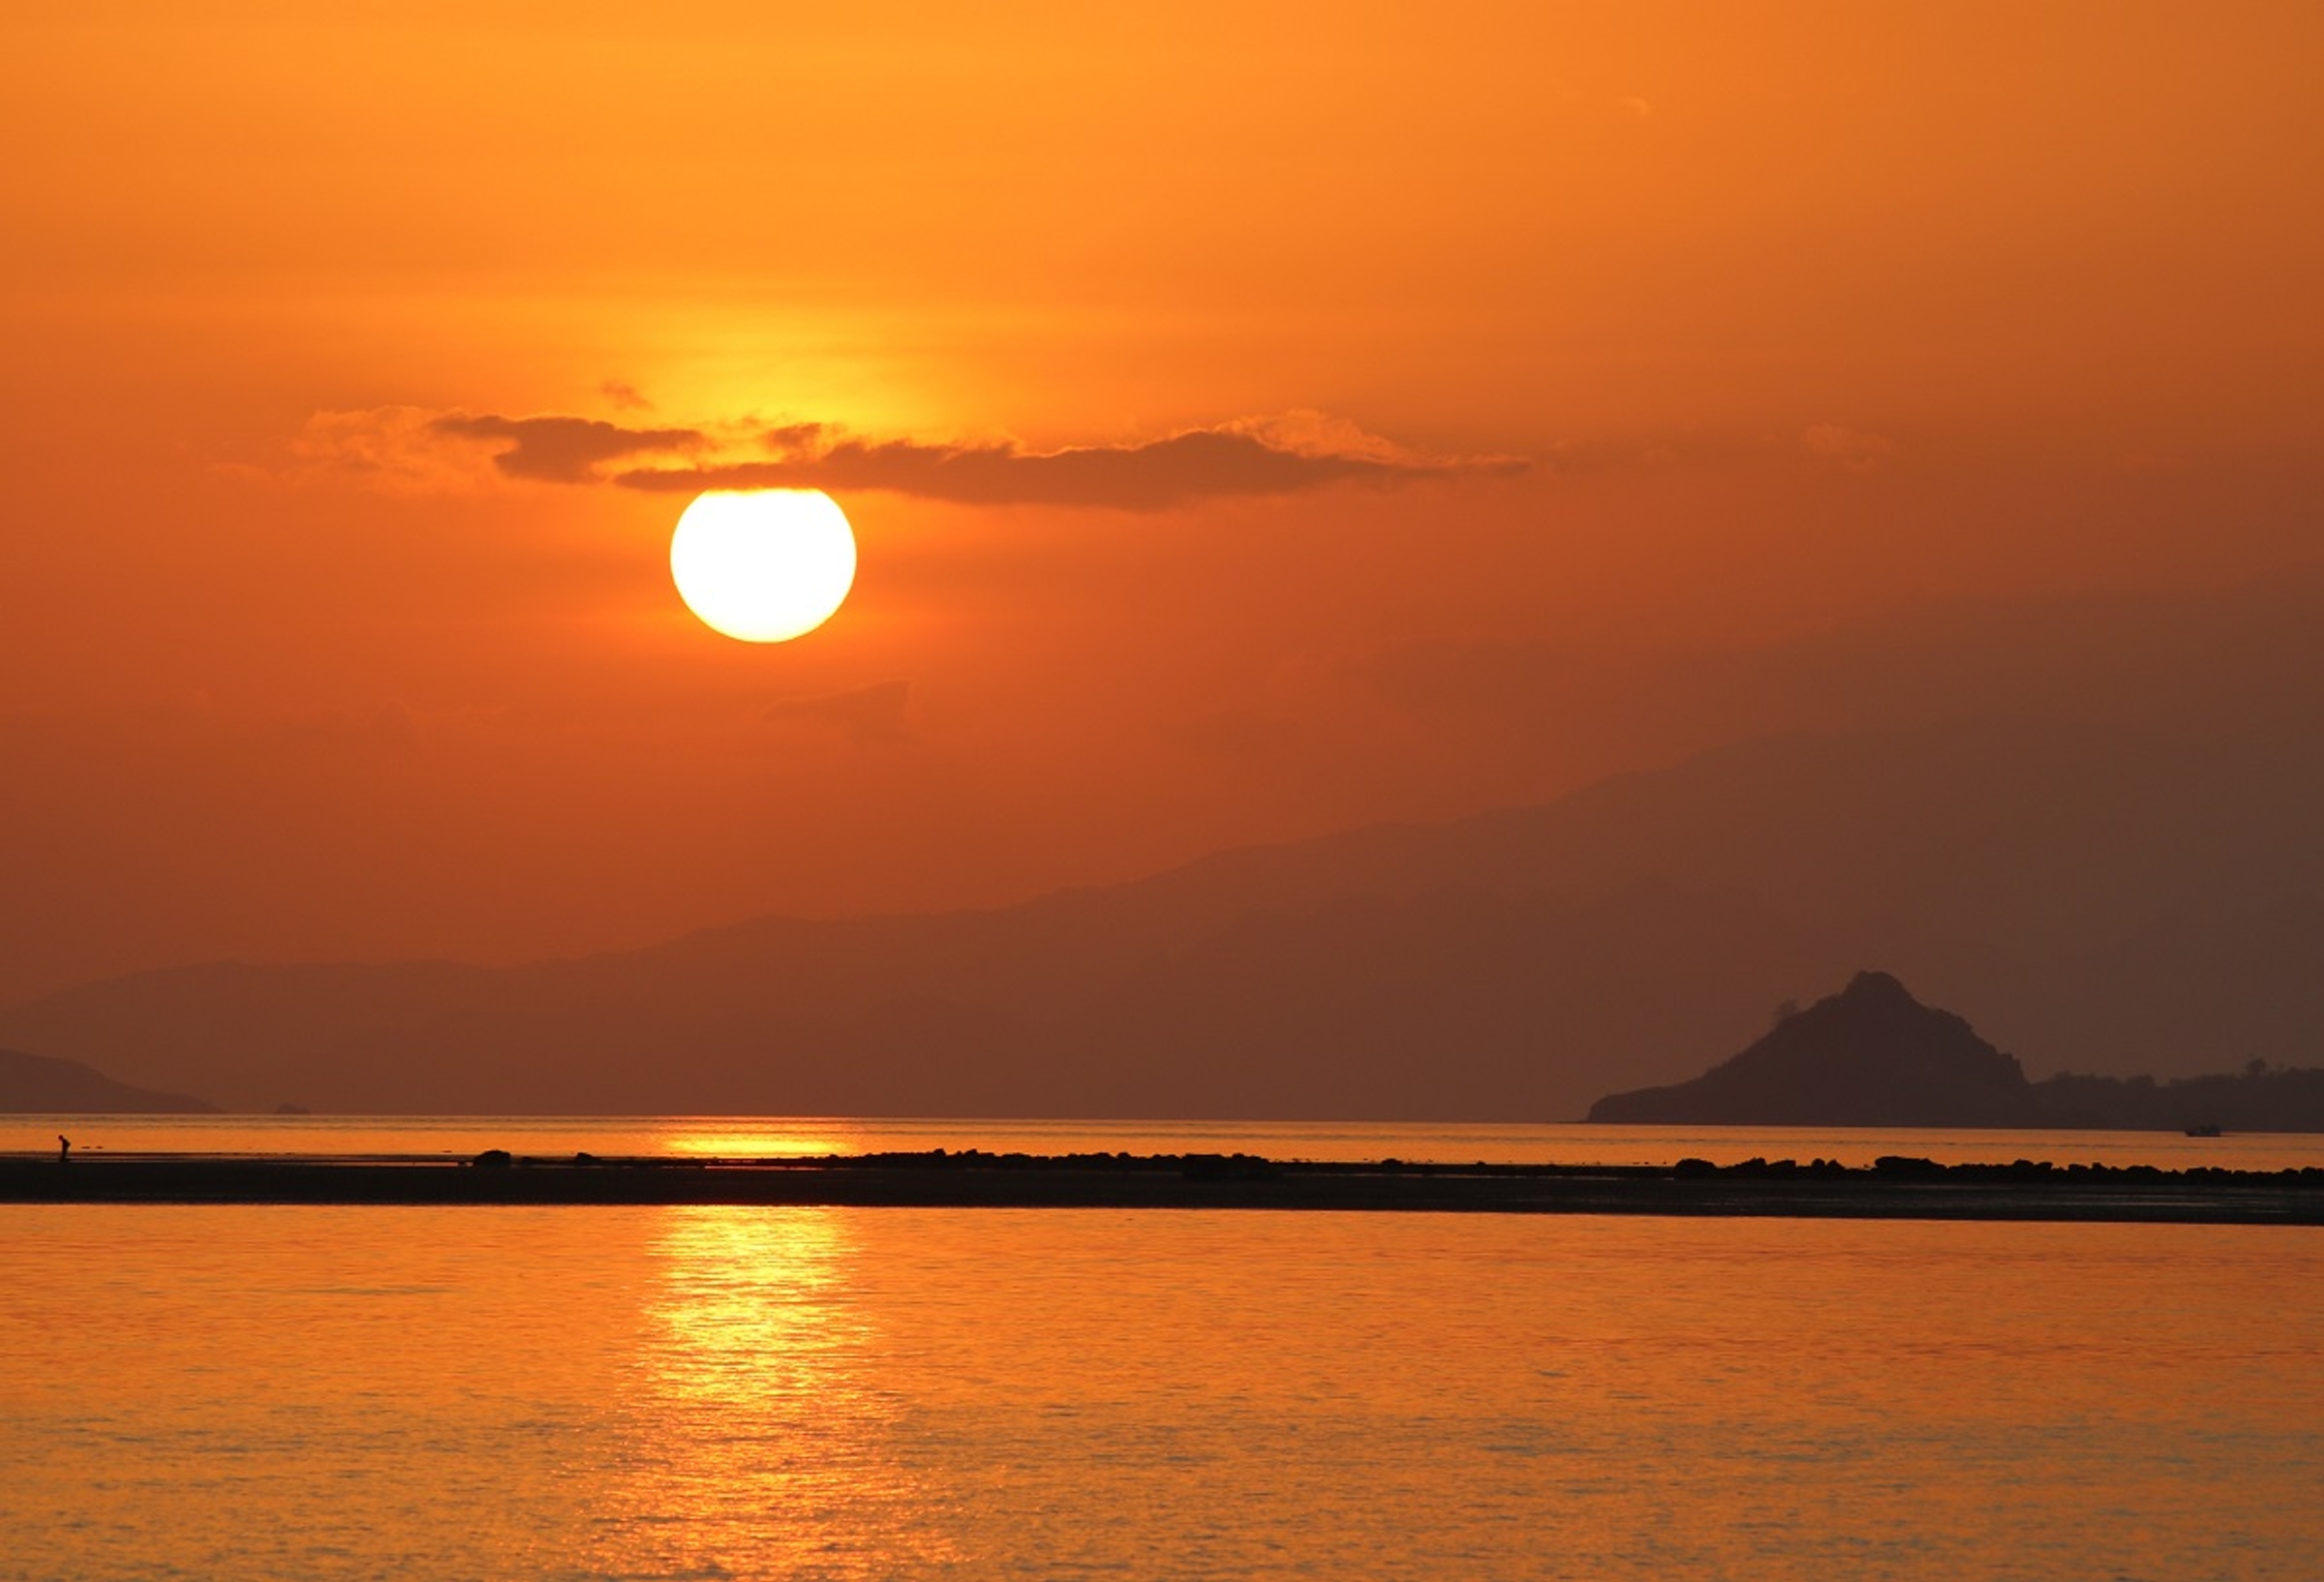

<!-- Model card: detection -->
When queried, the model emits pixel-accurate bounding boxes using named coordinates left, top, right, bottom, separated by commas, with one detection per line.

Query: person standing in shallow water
left=57, top=1135, right=69, bottom=1165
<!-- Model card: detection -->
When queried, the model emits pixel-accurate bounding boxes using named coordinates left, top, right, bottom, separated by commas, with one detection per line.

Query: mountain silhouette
left=2, top=709, right=2321, bottom=1118
left=0, top=1046, right=216, bottom=1113
left=1586, top=972, right=2043, bottom=1126
left=1587, top=972, right=2324, bottom=1131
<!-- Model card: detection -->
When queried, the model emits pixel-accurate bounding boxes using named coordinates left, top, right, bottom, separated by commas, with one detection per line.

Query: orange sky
left=2, top=2, right=2319, bottom=1004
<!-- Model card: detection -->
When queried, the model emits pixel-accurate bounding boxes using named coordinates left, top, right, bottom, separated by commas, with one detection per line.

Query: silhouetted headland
left=1587, top=971, right=2324, bottom=1131
left=2, top=1147, right=2318, bottom=1223
left=0, top=1046, right=216, bottom=1115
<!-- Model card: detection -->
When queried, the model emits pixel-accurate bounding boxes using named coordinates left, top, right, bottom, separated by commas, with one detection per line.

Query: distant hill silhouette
left=1590, top=973, right=2324, bottom=1131
left=3, top=709, right=2323, bottom=1119
left=1588, top=972, right=2044, bottom=1126
left=0, top=1047, right=215, bottom=1113
left=2032, top=1065, right=2324, bottom=1134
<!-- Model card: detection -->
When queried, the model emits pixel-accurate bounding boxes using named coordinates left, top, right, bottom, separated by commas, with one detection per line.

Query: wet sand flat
left=5, top=1152, right=2322, bottom=1224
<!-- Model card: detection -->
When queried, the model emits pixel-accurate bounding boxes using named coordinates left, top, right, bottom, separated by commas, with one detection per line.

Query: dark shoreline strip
left=3, top=1152, right=2322, bottom=1223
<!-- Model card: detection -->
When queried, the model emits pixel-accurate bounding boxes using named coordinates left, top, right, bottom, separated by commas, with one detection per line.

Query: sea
left=5, top=1116, right=2322, bottom=1581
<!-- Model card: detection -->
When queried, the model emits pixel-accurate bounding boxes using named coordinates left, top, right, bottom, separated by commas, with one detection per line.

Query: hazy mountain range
left=0, top=1047, right=214, bottom=1114
left=3, top=663, right=2320, bottom=1117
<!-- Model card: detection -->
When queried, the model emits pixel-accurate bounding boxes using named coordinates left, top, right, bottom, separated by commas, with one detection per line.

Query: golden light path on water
left=583, top=1209, right=957, bottom=1578
left=655, top=1127, right=859, bottom=1159
left=6, top=1202, right=2324, bottom=1579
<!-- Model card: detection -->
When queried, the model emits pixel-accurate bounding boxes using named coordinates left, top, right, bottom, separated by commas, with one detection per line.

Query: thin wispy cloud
left=430, top=413, right=706, bottom=482
left=617, top=423, right=1509, bottom=510
left=763, top=679, right=914, bottom=743
left=1802, top=423, right=1899, bottom=471
left=269, top=405, right=1519, bottom=508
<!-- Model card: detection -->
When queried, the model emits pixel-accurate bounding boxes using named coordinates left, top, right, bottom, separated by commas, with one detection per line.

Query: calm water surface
left=4, top=1203, right=2320, bottom=1580
left=12, top=1113, right=2324, bottom=1171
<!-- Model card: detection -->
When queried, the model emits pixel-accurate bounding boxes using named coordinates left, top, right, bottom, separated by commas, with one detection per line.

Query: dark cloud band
left=430, top=413, right=704, bottom=482
left=618, top=428, right=1508, bottom=510
left=417, top=410, right=1512, bottom=507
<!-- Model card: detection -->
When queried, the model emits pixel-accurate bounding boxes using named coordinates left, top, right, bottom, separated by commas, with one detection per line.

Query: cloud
left=278, top=406, right=498, bottom=495
left=1802, top=423, right=1899, bottom=471
left=763, top=679, right=913, bottom=743
left=616, top=413, right=1519, bottom=511
left=270, top=699, right=426, bottom=759
left=431, top=412, right=705, bottom=483
left=269, top=407, right=704, bottom=492
left=763, top=421, right=829, bottom=452
left=264, top=405, right=1517, bottom=507
left=1164, top=707, right=1301, bottom=761
left=1349, top=638, right=1582, bottom=721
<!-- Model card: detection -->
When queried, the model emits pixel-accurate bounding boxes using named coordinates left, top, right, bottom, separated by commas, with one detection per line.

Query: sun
left=669, top=490, right=856, bottom=643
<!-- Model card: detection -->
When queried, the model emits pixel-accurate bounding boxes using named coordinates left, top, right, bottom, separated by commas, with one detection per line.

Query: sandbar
left=4, top=1150, right=2321, bottom=1224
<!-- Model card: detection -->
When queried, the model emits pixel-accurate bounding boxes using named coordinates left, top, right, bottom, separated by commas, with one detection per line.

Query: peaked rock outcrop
left=1586, top=971, right=2044, bottom=1127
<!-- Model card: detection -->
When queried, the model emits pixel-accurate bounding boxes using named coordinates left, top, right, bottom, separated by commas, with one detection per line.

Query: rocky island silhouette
left=10, top=973, right=2323, bottom=1223
left=1587, top=971, right=2324, bottom=1132
left=7, top=967, right=2322, bottom=1134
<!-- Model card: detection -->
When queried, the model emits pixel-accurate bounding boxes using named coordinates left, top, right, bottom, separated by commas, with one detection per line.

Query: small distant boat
left=2184, top=1123, right=2223, bottom=1138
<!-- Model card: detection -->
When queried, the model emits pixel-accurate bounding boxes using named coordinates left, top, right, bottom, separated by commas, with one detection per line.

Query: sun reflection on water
left=655, top=1127, right=864, bottom=1160
left=582, top=1207, right=955, bottom=1579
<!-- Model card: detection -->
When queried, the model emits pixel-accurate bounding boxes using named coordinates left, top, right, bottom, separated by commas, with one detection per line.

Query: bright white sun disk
left=669, top=490, right=856, bottom=643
